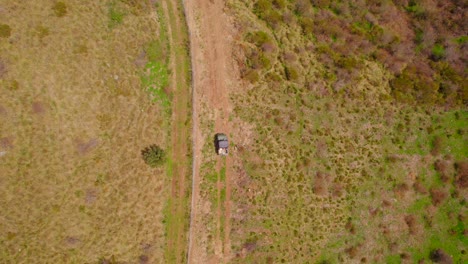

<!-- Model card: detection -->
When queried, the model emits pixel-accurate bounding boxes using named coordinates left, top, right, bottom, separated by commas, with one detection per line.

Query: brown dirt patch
left=434, top=159, right=452, bottom=183
left=430, top=188, right=448, bottom=205
left=394, top=183, right=410, bottom=199
left=0, top=59, right=6, bottom=78
left=345, top=245, right=359, bottom=258
left=413, top=181, right=428, bottom=194
left=85, top=189, right=98, bottom=205
left=65, top=236, right=80, bottom=247
left=75, top=138, right=99, bottom=155
left=0, top=136, right=14, bottom=149
left=404, top=214, right=420, bottom=235
left=455, top=160, right=468, bottom=189
left=134, top=51, right=147, bottom=68
left=430, top=249, right=453, bottom=264
left=32, top=101, right=46, bottom=114
left=313, top=171, right=333, bottom=196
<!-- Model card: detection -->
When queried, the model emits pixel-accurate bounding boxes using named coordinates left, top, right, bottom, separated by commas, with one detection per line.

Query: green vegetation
left=142, top=61, right=170, bottom=106
left=108, top=1, right=126, bottom=28
left=226, top=0, right=467, bottom=262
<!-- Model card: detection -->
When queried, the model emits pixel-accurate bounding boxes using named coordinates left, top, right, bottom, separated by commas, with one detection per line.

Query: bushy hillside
left=227, top=0, right=467, bottom=263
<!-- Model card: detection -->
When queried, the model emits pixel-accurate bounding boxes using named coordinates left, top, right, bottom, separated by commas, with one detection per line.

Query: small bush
left=299, top=17, right=314, bottom=35
left=336, top=56, right=360, bottom=71
left=263, top=10, right=282, bottom=28
left=246, top=31, right=271, bottom=47
left=405, top=1, right=426, bottom=19
left=246, top=49, right=271, bottom=70
left=0, top=24, right=11, bottom=38
left=52, top=2, right=67, bottom=17
left=141, top=144, right=165, bottom=167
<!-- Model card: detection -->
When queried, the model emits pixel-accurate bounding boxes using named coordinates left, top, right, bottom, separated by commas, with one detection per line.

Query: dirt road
left=184, top=0, right=237, bottom=263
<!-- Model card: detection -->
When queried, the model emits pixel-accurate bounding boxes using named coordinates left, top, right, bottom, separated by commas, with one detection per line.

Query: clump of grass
left=35, top=25, right=50, bottom=40
left=6, top=79, right=19, bottom=91
left=108, top=2, right=126, bottom=28
left=0, top=24, right=11, bottom=38
left=52, top=1, right=67, bottom=17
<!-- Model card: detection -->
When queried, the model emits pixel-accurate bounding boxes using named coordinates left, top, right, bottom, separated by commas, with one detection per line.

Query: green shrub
left=246, top=50, right=271, bottom=70
left=52, top=2, right=67, bottom=17
left=141, top=144, right=165, bottom=167
left=0, top=24, right=11, bottom=38
left=246, top=31, right=271, bottom=47
left=254, top=0, right=272, bottom=17
left=336, top=56, right=360, bottom=71
left=405, top=1, right=426, bottom=19
left=351, top=21, right=383, bottom=43
left=454, top=36, right=467, bottom=45
left=299, top=17, right=314, bottom=35
left=390, top=74, right=414, bottom=94
left=414, top=28, right=424, bottom=45
left=263, top=10, right=282, bottom=28
left=431, top=44, right=445, bottom=61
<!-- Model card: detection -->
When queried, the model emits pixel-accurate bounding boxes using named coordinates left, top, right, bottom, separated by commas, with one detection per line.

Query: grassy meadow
left=226, top=0, right=467, bottom=263
left=0, top=1, right=171, bottom=263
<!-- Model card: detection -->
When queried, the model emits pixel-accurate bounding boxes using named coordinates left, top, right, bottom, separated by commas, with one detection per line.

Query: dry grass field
left=224, top=0, right=467, bottom=263
left=0, top=1, right=171, bottom=263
